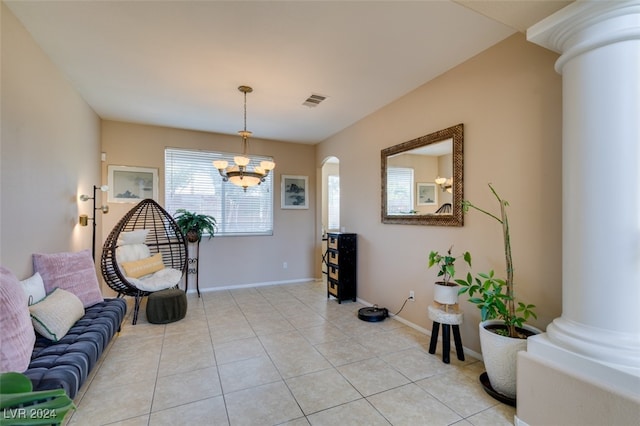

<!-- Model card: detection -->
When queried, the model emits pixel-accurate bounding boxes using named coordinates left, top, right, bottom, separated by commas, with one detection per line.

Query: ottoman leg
left=429, top=321, right=440, bottom=354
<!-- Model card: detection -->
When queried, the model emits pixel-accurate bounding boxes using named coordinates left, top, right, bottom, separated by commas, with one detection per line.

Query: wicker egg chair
left=101, top=199, right=187, bottom=324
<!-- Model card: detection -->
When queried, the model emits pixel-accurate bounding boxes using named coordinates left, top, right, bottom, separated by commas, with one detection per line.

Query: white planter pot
left=434, top=282, right=459, bottom=305
left=479, top=320, right=541, bottom=399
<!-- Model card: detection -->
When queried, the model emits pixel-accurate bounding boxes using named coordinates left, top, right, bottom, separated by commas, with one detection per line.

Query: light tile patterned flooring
left=66, top=280, right=515, bottom=425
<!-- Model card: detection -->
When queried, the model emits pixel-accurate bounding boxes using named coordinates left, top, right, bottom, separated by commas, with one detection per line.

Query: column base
left=516, top=333, right=640, bottom=426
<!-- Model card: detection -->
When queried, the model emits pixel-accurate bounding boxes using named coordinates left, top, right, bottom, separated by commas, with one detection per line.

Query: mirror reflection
left=381, top=123, right=463, bottom=226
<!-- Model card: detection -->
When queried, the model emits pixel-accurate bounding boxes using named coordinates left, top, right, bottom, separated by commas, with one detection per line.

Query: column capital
left=528, top=0, right=640, bottom=72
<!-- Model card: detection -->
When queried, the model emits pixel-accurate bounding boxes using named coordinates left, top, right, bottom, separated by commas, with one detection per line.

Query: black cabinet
left=326, top=232, right=357, bottom=303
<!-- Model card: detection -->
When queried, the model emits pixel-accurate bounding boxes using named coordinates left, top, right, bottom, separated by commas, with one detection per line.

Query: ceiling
left=5, top=1, right=570, bottom=144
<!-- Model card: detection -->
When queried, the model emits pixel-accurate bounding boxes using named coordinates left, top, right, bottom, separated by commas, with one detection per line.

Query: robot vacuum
left=357, top=305, right=389, bottom=322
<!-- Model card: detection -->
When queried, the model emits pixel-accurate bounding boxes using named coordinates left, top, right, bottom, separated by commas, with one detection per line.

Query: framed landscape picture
left=281, top=175, right=308, bottom=209
left=417, top=182, right=437, bottom=206
left=107, top=165, right=158, bottom=203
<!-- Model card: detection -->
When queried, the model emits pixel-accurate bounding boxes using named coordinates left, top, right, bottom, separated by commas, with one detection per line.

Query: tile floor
left=66, top=280, right=515, bottom=425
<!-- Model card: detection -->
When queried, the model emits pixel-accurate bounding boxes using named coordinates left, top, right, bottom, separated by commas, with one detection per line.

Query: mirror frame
left=381, top=123, right=463, bottom=227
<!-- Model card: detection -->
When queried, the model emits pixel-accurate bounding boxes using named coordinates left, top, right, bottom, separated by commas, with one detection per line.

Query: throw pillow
left=20, top=272, right=46, bottom=305
left=0, top=267, right=36, bottom=373
left=116, top=243, right=151, bottom=264
left=119, top=229, right=150, bottom=245
left=29, top=288, right=84, bottom=341
left=33, top=250, right=103, bottom=308
left=120, top=253, right=165, bottom=279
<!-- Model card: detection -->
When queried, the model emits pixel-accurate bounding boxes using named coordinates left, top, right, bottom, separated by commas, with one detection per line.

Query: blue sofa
left=23, top=298, right=127, bottom=399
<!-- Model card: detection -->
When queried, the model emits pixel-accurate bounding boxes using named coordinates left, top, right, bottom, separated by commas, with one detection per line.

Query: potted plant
left=428, top=246, right=471, bottom=305
left=0, top=372, right=75, bottom=425
left=454, top=183, right=539, bottom=401
left=174, top=209, right=217, bottom=243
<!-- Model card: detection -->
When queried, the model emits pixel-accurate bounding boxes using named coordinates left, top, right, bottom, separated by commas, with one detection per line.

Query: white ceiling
left=5, top=1, right=570, bottom=144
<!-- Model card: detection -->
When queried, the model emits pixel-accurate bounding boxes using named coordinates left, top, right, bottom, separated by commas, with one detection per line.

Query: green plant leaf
left=0, top=372, right=32, bottom=394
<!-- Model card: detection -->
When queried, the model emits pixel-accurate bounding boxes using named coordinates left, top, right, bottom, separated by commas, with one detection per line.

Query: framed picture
left=107, top=165, right=158, bottom=203
left=281, top=175, right=308, bottom=209
left=417, top=182, right=437, bottom=206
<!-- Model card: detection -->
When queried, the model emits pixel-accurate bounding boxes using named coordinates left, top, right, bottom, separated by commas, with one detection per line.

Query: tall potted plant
left=428, top=246, right=471, bottom=305
left=174, top=209, right=217, bottom=243
left=455, top=184, right=538, bottom=401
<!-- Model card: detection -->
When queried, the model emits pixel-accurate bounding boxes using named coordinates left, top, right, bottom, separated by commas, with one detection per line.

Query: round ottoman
left=146, top=288, right=187, bottom=324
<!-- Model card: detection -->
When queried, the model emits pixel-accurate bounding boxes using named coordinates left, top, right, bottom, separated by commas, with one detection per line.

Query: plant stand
left=186, top=241, right=200, bottom=297
left=428, top=303, right=464, bottom=364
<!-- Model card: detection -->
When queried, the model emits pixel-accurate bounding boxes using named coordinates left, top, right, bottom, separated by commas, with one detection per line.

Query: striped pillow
left=29, top=288, right=84, bottom=341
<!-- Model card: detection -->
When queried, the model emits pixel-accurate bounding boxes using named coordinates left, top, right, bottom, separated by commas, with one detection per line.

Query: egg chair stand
left=101, top=199, right=187, bottom=324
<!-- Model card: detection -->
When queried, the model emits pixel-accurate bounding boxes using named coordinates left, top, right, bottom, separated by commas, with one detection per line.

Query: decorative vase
left=434, top=282, right=459, bottom=305
left=479, top=319, right=541, bottom=400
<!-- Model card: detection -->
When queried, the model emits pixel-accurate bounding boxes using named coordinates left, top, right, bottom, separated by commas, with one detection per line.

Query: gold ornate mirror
left=381, top=123, right=463, bottom=226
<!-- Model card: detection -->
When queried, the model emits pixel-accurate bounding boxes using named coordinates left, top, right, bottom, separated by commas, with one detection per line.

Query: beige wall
left=316, top=33, right=563, bottom=353
left=1, top=4, right=101, bottom=278
left=100, top=121, right=316, bottom=290
left=1, top=2, right=563, bottom=355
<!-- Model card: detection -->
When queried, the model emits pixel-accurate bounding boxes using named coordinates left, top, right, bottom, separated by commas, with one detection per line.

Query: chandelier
left=435, top=176, right=453, bottom=193
left=213, top=85, right=275, bottom=191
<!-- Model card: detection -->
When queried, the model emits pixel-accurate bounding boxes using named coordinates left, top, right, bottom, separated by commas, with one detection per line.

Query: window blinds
left=165, top=148, right=274, bottom=236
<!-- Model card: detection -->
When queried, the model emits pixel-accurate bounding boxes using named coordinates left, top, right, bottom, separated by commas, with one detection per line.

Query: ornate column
left=519, top=2, right=640, bottom=424
left=529, top=0, right=640, bottom=370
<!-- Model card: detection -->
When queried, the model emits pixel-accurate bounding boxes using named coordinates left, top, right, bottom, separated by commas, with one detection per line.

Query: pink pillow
left=33, top=250, right=103, bottom=308
left=0, top=266, right=36, bottom=373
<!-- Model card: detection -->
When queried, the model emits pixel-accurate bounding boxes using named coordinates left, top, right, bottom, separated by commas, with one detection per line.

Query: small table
left=428, top=304, right=465, bottom=364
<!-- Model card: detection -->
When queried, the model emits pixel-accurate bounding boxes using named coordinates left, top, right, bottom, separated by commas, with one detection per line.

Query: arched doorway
left=321, top=156, right=340, bottom=235
left=319, top=156, right=339, bottom=278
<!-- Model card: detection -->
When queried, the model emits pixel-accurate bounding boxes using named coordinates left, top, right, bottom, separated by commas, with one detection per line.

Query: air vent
left=302, top=93, right=327, bottom=108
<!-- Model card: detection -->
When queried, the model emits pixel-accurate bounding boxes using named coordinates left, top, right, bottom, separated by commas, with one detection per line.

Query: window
left=327, top=175, right=340, bottom=230
left=165, top=147, right=274, bottom=236
left=386, top=167, right=414, bottom=214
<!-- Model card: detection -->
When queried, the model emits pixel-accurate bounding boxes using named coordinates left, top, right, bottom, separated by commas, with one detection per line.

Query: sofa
left=0, top=250, right=127, bottom=399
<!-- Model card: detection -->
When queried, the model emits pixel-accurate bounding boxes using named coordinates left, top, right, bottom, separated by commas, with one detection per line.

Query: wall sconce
left=79, top=185, right=109, bottom=260
left=435, top=176, right=453, bottom=193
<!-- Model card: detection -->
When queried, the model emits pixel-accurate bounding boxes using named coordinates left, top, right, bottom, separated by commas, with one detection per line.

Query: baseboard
left=186, top=278, right=316, bottom=294
left=357, top=296, right=482, bottom=361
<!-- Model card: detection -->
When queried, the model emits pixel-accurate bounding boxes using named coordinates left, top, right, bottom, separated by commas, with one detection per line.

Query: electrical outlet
left=409, top=290, right=415, bottom=301
left=283, top=262, right=288, bottom=269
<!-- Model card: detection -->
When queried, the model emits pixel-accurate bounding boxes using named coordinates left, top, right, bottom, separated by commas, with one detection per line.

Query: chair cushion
left=29, top=288, right=85, bottom=341
left=0, top=267, right=36, bottom=373
left=33, top=250, right=104, bottom=308
left=125, top=268, right=182, bottom=292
